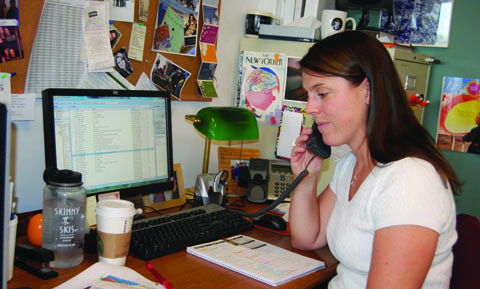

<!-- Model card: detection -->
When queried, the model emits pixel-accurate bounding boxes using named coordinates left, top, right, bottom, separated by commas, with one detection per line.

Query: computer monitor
left=42, top=89, right=175, bottom=201
left=0, top=103, right=12, bottom=287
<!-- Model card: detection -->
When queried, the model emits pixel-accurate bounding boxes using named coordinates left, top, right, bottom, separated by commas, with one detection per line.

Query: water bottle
left=42, top=168, right=86, bottom=268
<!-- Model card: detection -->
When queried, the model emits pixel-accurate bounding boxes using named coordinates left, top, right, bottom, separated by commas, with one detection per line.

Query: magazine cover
left=238, top=51, right=287, bottom=126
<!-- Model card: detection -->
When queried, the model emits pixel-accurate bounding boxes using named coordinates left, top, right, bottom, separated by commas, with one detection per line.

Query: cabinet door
left=394, top=59, right=431, bottom=124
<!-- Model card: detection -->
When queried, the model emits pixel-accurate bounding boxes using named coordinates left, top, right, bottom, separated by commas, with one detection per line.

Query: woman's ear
left=363, top=78, right=370, bottom=105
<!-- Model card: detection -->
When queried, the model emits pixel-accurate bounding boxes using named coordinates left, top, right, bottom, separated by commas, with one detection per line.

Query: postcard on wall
left=152, top=0, right=200, bottom=56
left=238, top=51, right=287, bottom=127
left=110, top=0, right=135, bottom=22
left=0, top=0, right=19, bottom=26
left=436, top=76, right=480, bottom=154
left=150, top=53, right=191, bottom=100
left=284, top=57, right=308, bottom=103
left=0, top=26, right=24, bottom=63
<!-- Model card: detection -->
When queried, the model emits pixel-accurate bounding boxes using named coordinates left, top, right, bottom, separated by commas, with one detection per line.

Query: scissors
left=213, top=170, right=229, bottom=193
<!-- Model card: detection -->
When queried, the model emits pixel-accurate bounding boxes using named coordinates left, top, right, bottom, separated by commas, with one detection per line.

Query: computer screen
left=42, top=89, right=175, bottom=200
left=0, top=103, right=12, bottom=286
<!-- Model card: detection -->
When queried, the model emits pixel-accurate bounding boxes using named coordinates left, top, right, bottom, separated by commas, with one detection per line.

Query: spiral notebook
left=187, top=235, right=325, bottom=286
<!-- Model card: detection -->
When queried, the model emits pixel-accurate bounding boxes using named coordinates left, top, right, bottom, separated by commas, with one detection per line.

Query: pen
left=146, top=262, right=173, bottom=289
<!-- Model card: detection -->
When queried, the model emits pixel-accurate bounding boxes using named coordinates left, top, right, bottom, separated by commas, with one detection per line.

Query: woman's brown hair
left=300, top=31, right=461, bottom=194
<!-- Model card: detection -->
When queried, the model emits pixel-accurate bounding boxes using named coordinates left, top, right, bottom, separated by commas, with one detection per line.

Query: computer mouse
left=253, top=214, right=287, bottom=231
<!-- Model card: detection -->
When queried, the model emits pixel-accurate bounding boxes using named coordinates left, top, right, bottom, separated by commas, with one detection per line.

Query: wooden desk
left=8, top=200, right=338, bottom=289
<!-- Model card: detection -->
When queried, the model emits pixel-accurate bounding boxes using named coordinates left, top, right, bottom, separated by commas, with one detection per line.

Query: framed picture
left=218, top=147, right=260, bottom=195
left=393, top=0, right=454, bottom=47
left=143, top=163, right=186, bottom=212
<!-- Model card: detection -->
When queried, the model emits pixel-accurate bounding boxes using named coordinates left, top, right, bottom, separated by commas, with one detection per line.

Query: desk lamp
left=185, top=107, right=259, bottom=174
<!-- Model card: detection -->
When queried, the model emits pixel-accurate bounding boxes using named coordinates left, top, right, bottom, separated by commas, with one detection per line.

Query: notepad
left=187, top=235, right=325, bottom=286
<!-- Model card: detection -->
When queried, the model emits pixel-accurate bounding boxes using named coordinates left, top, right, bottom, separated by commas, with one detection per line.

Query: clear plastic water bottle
left=42, top=168, right=86, bottom=268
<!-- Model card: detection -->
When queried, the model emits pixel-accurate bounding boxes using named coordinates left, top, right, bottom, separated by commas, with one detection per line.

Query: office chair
left=450, top=214, right=480, bottom=289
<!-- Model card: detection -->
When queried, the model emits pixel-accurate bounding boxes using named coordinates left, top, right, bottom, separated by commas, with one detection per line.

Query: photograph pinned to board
left=150, top=53, right=191, bottom=100
left=198, top=63, right=216, bottom=81
left=152, top=24, right=171, bottom=51
left=0, top=0, right=19, bottom=26
left=436, top=76, right=480, bottom=154
left=143, top=163, right=186, bottom=212
left=237, top=51, right=287, bottom=127
left=202, top=1, right=219, bottom=26
left=152, top=0, right=200, bottom=56
left=284, top=57, right=308, bottom=103
left=138, top=0, right=149, bottom=22
left=198, top=79, right=217, bottom=98
left=0, top=26, right=23, bottom=63
left=109, top=24, right=122, bottom=49
left=110, top=0, right=135, bottom=22
left=197, top=0, right=220, bottom=98
left=113, top=47, right=133, bottom=78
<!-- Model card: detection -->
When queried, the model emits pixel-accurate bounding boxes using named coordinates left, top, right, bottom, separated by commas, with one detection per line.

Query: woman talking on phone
left=289, top=31, right=461, bottom=289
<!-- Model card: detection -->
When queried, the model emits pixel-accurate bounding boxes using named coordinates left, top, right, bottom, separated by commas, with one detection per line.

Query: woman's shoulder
left=378, top=157, right=437, bottom=177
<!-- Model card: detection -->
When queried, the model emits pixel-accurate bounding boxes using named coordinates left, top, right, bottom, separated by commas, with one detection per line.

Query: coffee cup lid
left=247, top=10, right=273, bottom=17
left=95, top=199, right=136, bottom=217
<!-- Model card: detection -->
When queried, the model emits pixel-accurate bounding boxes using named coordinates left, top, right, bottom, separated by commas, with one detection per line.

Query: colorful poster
left=437, top=76, right=480, bottom=153
left=237, top=51, right=287, bottom=126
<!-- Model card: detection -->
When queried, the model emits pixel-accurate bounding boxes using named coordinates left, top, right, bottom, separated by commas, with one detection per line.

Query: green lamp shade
left=193, top=107, right=259, bottom=140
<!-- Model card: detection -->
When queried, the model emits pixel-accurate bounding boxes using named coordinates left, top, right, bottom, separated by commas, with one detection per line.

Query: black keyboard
left=129, top=204, right=254, bottom=260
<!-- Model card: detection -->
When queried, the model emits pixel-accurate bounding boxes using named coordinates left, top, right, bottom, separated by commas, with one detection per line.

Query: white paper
left=79, top=71, right=134, bottom=90
left=110, top=0, right=135, bottom=22
left=277, top=110, right=304, bottom=158
left=0, top=73, right=11, bottom=106
left=54, top=262, right=165, bottom=289
left=25, top=0, right=87, bottom=93
left=84, top=1, right=115, bottom=72
left=11, top=94, right=36, bottom=121
left=128, top=23, right=147, bottom=61
left=135, top=72, right=158, bottom=91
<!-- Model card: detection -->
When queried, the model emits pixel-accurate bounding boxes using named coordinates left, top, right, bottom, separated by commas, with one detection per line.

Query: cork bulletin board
left=2, top=0, right=219, bottom=101
left=218, top=147, right=260, bottom=195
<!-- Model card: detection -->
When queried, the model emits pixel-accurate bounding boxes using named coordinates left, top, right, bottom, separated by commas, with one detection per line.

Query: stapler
left=14, top=243, right=58, bottom=280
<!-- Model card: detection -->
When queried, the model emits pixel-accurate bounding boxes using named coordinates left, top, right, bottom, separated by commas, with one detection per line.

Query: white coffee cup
left=321, top=9, right=356, bottom=39
left=95, top=199, right=137, bottom=266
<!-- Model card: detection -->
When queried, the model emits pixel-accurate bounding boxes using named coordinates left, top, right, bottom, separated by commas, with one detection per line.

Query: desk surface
left=8, top=200, right=338, bottom=289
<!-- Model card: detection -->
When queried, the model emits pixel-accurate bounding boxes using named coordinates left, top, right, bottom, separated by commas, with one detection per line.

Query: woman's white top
left=327, top=152, right=457, bottom=289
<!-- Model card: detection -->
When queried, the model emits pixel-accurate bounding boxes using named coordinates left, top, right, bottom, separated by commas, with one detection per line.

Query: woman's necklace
left=351, top=162, right=366, bottom=186
left=350, top=175, right=358, bottom=185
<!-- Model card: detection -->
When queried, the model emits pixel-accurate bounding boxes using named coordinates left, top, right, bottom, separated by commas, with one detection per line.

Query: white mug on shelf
left=321, top=9, right=356, bottom=39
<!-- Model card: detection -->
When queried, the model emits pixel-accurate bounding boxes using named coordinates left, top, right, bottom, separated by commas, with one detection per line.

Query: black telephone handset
left=306, top=123, right=331, bottom=159
left=237, top=123, right=331, bottom=218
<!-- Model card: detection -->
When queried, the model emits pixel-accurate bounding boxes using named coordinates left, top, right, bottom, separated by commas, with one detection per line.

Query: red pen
left=146, top=262, right=173, bottom=289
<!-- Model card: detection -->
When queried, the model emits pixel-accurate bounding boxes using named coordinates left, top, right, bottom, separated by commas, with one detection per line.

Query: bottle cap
left=43, top=167, right=83, bottom=186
